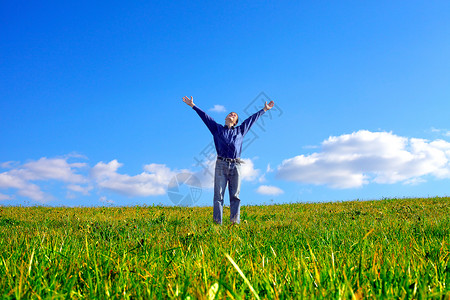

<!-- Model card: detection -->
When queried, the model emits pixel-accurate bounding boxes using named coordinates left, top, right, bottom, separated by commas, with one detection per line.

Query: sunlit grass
left=1, top=197, right=450, bottom=298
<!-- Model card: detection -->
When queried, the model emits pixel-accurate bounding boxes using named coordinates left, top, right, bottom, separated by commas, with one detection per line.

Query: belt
left=217, top=156, right=242, bottom=163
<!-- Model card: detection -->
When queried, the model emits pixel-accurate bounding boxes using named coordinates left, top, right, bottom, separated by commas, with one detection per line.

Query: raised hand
left=264, top=101, right=274, bottom=112
left=182, top=96, right=195, bottom=108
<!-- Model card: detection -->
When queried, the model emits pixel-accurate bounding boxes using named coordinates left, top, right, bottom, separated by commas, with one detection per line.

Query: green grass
left=1, top=197, right=450, bottom=299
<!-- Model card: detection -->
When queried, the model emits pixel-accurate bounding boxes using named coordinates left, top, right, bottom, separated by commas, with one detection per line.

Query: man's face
left=226, top=112, right=238, bottom=126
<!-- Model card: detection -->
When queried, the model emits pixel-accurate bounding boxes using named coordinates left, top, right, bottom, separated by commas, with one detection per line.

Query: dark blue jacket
left=193, top=105, right=265, bottom=159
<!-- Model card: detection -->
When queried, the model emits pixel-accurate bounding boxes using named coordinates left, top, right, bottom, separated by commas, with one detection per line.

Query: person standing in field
left=182, top=96, right=274, bottom=225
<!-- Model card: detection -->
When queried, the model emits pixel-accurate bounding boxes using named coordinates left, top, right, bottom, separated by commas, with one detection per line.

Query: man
left=182, top=96, right=274, bottom=224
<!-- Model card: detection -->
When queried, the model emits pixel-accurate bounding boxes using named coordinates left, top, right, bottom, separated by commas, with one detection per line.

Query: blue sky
left=1, top=1, right=450, bottom=206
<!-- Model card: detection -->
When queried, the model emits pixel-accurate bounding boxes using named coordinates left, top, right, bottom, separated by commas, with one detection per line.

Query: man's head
left=225, top=112, right=239, bottom=127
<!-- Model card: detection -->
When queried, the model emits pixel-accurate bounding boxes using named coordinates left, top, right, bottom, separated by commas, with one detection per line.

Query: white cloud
left=240, top=158, right=260, bottom=181
left=10, top=157, right=87, bottom=183
left=0, top=193, right=12, bottom=200
left=17, top=182, right=47, bottom=202
left=67, top=184, right=93, bottom=195
left=431, top=127, right=450, bottom=137
left=0, top=171, right=48, bottom=201
left=91, top=160, right=183, bottom=197
left=0, top=157, right=88, bottom=203
left=209, top=105, right=227, bottom=113
left=256, top=185, right=284, bottom=195
left=0, top=172, right=25, bottom=189
left=257, top=163, right=274, bottom=183
left=1, top=155, right=262, bottom=202
left=1, top=161, right=17, bottom=169
left=277, top=130, right=450, bottom=189
left=402, top=177, right=426, bottom=186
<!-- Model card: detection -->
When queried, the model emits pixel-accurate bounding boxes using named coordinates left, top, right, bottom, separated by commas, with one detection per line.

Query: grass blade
left=225, top=253, right=260, bottom=300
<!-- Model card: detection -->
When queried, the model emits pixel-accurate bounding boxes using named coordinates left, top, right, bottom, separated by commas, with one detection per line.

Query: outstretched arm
left=182, top=96, right=219, bottom=135
left=182, top=96, right=195, bottom=108
left=239, top=100, right=275, bottom=136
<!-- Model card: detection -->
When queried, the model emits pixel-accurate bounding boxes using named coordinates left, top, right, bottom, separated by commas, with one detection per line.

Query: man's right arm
left=182, top=96, right=218, bottom=134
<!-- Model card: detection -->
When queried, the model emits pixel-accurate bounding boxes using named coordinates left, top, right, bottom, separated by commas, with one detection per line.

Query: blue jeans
left=213, top=159, right=241, bottom=225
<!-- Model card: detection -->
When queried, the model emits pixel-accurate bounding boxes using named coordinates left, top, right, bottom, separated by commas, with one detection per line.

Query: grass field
left=1, top=197, right=450, bottom=299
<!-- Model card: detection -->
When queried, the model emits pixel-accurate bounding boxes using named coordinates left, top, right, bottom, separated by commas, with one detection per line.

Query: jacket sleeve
left=238, top=109, right=265, bottom=136
left=192, top=105, right=219, bottom=135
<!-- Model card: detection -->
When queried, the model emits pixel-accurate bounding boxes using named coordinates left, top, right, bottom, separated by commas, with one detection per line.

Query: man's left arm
left=240, top=101, right=275, bottom=135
